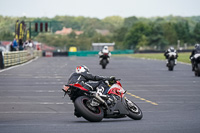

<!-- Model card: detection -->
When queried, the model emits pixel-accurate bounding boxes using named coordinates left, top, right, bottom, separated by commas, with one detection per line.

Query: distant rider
left=190, top=44, right=200, bottom=71
left=98, top=46, right=111, bottom=64
left=164, top=47, right=178, bottom=66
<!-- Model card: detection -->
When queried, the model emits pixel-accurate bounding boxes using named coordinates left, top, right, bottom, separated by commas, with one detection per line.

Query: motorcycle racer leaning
left=63, top=65, right=115, bottom=117
left=164, top=47, right=178, bottom=65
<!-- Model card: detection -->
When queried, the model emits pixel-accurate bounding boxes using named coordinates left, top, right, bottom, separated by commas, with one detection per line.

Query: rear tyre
left=125, top=99, right=143, bottom=120
left=194, top=63, right=200, bottom=77
left=168, top=60, right=174, bottom=71
left=74, top=96, right=104, bottom=122
left=168, top=66, right=174, bottom=71
left=102, top=59, right=107, bottom=69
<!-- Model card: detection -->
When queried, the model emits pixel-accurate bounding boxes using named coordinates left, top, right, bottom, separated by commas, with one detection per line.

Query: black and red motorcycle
left=62, top=79, right=143, bottom=122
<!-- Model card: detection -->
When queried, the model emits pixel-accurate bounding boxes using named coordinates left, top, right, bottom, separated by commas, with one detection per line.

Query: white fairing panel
left=168, top=52, right=176, bottom=57
left=194, top=54, right=200, bottom=59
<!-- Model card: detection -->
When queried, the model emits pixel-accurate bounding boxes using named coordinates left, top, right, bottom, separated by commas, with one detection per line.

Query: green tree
left=112, top=27, right=128, bottom=49
left=124, top=16, right=138, bottom=28
left=136, top=35, right=148, bottom=49
left=124, top=22, right=151, bottom=49
left=113, top=27, right=128, bottom=42
left=174, top=21, right=191, bottom=44
left=193, top=22, right=200, bottom=43
left=102, top=16, right=124, bottom=28
left=162, top=22, right=178, bottom=46
left=68, top=31, right=76, bottom=38
left=148, top=23, right=168, bottom=50
left=0, top=31, right=13, bottom=40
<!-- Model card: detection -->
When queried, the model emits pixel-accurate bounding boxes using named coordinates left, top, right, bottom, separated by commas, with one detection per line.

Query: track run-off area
left=0, top=56, right=200, bottom=133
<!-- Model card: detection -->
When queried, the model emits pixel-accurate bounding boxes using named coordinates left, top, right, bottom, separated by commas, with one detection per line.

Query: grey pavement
left=0, top=56, right=200, bottom=133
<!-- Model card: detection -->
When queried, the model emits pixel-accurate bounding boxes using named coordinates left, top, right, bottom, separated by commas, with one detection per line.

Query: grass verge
left=114, top=52, right=191, bottom=64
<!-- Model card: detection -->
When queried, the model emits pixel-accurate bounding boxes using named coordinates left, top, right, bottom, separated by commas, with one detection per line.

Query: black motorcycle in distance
left=100, top=53, right=109, bottom=69
left=62, top=79, right=143, bottom=122
left=193, top=54, right=200, bottom=76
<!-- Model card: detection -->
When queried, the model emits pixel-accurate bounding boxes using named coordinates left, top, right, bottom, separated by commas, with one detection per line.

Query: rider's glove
left=108, top=76, right=116, bottom=84
left=110, top=76, right=115, bottom=80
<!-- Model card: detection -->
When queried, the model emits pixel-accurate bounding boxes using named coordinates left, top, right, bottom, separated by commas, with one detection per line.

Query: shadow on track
left=72, top=118, right=137, bottom=123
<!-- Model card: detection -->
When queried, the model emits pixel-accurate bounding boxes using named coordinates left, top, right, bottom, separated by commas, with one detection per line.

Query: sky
left=0, top=0, right=200, bottom=19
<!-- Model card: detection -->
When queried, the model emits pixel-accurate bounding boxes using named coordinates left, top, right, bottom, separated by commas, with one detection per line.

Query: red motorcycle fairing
left=107, top=82, right=125, bottom=98
left=116, top=81, right=122, bottom=87
left=70, top=83, right=89, bottom=91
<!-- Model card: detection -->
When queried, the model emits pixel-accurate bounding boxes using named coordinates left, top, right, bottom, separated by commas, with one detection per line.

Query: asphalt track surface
left=0, top=56, right=200, bottom=133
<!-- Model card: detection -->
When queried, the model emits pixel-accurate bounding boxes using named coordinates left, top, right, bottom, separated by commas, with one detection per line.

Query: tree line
left=0, top=15, right=200, bottom=50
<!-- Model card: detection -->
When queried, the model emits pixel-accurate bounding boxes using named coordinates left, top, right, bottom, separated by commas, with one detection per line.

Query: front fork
left=90, top=92, right=109, bottom=109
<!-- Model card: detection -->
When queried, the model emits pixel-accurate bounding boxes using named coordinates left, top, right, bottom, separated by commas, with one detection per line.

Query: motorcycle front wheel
left=125, top=99, right=143, bottom=120
left=74, top=96, right=104, bottom=122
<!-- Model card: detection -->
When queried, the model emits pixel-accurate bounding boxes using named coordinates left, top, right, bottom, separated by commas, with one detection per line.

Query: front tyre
left=125, top=99, right=143, bottom=120
left=74, top=96, right=104, bottom=122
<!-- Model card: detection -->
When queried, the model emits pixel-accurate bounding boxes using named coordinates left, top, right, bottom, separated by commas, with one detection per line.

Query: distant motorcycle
left=193, top=54, right=200, bottom=76
left=62, top=78, right=143, bottom=122
left=100, top=53, right=109, bottom=69
left=166, top=52, right=177, bottom=71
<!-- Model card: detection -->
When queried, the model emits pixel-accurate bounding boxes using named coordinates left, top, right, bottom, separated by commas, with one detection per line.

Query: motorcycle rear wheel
left=168, top=60, right=174, bottom=71
left=126, top=99, right=143, bottom=120
left=74, top=96, right=104, bottom=122
left=102, top=59, right=107, bottom=69
left=194, top=63, right=200, bottom=76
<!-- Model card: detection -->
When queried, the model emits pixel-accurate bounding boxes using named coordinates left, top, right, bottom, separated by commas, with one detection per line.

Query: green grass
left=114, top=53, right=191, bottom=64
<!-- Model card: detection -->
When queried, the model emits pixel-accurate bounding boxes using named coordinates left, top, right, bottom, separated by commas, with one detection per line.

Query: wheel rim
left=129, top=104, right=139, bottom=113
left=126, top=99, right=139, bottom=113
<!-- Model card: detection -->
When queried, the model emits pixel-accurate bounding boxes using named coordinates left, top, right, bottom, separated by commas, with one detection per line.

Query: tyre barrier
left=0, top=50, right=42, bottom=69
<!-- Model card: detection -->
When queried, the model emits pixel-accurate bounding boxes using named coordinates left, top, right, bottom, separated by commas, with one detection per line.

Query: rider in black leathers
left=65, top=65, right=115, bottom=117
left=67, top=65, right=114, bottom=91
left=190, top=44, right=200, bottom=71
left=164, top=47, right=178, bottom=65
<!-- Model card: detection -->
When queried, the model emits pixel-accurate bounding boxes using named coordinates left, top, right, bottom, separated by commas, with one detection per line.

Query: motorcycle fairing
left=194, top=54, right=200, bottom=59
left=107, top=84, right=125, bottom=98
left=72, top=83, right=89, bottom=91
left=105, top=98, right=129, bottom=117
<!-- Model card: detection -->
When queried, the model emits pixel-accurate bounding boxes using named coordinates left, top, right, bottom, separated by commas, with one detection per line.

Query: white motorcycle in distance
left=166, top=52, right=177, bottom=71
left=193, top=54, right=200, bottom=76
